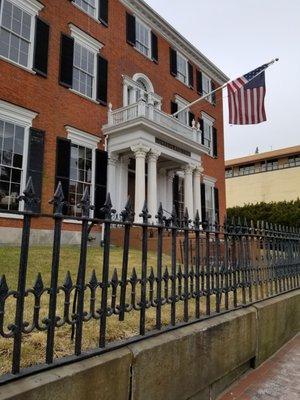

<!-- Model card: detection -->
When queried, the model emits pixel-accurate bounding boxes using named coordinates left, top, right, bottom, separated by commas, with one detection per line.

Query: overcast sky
left=145, top=0, right=300, bottom=160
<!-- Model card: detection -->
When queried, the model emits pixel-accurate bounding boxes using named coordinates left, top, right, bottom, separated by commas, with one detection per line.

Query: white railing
left=107, top=100, right=202, bottom=145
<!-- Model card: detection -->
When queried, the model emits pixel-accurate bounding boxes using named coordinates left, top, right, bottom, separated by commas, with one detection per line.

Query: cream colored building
left=225, top=146, right=300, bottom=208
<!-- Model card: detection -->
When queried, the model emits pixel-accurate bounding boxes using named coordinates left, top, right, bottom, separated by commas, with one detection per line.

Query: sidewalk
left=219, top=334, right=300, bottom=400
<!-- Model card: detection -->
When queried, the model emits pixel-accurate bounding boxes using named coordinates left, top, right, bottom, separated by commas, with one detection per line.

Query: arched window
left=123, top=73, right=162, bottom=109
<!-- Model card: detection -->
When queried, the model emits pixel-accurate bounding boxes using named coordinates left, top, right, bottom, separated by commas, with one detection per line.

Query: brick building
left=0, top=0, right=228, bottom=243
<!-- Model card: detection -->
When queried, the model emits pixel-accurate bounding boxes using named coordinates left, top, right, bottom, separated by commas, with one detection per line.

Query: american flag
left=228, top=64, right=269, bottom=125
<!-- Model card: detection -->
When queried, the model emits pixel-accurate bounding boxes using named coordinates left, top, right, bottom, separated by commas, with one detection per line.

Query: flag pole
left=172, top=58, right=279, bottom=118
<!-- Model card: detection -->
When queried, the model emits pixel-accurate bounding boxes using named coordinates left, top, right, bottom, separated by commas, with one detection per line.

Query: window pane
left=72, top=42, right=94, bottom=98
left=0, top=166, right=11, bottom=181
left=0, top=1, right=31, bottom=67
left=0, top=181, right=9, bottom=210
left=3, top=122, right=14, bottom=152
left=74, top=0, right=96, bottom=17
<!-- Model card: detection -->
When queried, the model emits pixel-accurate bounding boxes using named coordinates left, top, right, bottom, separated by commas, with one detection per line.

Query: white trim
left=176, top=50, right=189, bottom=87
left=71, top=1, right=101, bottom=24
left=66, top=126, right=100, bottom=218
left=69, top=88, right=100, bottom=104
left=202, top=73, right=212, bottom=103
left=132, top=73, right=155, bottom=93
left=69, top=24, right=104, bottom=53
left=0, top=55, right=36, bottom=75
left=134, top=16, right=152, bottom=60
left=201, top=112, right=215, bottom=125
left=0, top=213, right=24, bottom=220
left=0, top=100, right=38, bottom=127
left=66, top=126, right=100, bottom=148
left=7, top=0, right=43, bottom=15
left=120, top=0, right=229, bottom=85
left=0, top=0, right=42, bottom=71
left=203, top=175, right=217, bottom=185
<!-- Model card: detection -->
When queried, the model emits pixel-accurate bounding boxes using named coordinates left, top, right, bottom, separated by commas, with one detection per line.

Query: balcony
left=103, top=100, right=210, bottom=155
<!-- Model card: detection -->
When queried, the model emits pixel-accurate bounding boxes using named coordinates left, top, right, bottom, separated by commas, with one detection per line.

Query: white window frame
left=203, top=176, right=216, bottom=226
left=202, top=73, right=212, bottom=103
left=134, top=17, right=151, bottom=59
left=66, top=126, right=100, bottom=220
left=0, top=99, right=38, bottom=217
left=176, top=51, right=189, bottom=86
left=72, top=0, right=100, bottom=23
left=69, top=24, right=104, bottom=102
left=201, top=112, right=215, bottom=156
left=0, top=0, right=43, bottom=72
left=175, top=95, right=190, bottom=126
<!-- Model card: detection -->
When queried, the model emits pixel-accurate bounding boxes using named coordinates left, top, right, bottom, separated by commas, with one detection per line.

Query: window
left=288, top=155, right=300, bottom=167
left=205, top=184, right=215, bottom=225
left=135, top=19, right=150, bottom=57
left=225, top=168, right=233, bottom=178
left=203, top=120, right=212, bottom=149
left=66, top=126, right=99, bottom=218
left=0, top=100, right=37, bottom=214
left=73, top=0, right=97, bottom=18
left=69, top=25, right=103, bottom=101
left=267, top=159, right=278, bottom=171
left=175, top=96, right=189, bottom=125
left=0, top=0, right=43, bottom=70
left=239, top=164, right=255, bottom=176
left=69, top=144, right=93, bottom=217
left=0, top=120, right=24, bottom=211
left=177, top=52, right=188, bottom=84
left=73, top=42, right=95, bottom=98
left=202, top=73, right=212, bottom=102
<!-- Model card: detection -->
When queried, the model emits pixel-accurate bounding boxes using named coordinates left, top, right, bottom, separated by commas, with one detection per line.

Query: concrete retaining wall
left=0, top=290, right=299, bottom=400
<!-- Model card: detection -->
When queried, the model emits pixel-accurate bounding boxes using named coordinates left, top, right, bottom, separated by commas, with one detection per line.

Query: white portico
left=102, top=74, right=210, bottom=222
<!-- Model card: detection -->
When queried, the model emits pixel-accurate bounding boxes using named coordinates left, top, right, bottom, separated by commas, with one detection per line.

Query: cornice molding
left=119, top=0, right=229, bottom=84
left=65, top=125, right=100, bottom=148
left=0, top=100, right=38, bottom=126
left=9, top=0, right=44, bottom=15
left=69, top=24, right=104, bottom=52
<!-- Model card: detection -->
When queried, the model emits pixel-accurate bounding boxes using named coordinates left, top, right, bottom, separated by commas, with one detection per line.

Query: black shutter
left=189, top=112, right=195, bottom=127
left=151, top=31, right=158, bottom=63
left=199, top=118, right=204, bottom=145
left=97, top=55, right=108, bottom=105
left=214, top=187, right=220, bottom=223
left=126, top=12, right=136, bottom=46
left=94, top=149, right=108, bottom=218
left=173, top=174, right=179, bottom=217
left=59, top=34, right=74, bottom=88
left=99, top=0, right=108, bottom=26
left=55, top=137, right=71, bottom=214
left=211, top=81, right=216, bottom=105
left=201, top=183, right=206, bottom=224
left=196, top=70, right=203, bottom=95
left=213, top=127, right=218, bottom=158
left=33, top=17, right=50, bottom=77
left=188, top=62, right=194, bottom=88
left=171, top=101, right=178, bottom=117
left=26, top=128, right=45, bottom=213
left=170, top=48, right=177, bottom=76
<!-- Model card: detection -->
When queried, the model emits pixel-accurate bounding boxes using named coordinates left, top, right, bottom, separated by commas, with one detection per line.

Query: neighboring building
left=226, top=146, right=300, bottom=208
left=0, top=0, right=228, bottom=243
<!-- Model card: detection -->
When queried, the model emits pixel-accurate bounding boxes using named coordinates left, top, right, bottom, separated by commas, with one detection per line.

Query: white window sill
left=0, top=55, right=36, bottom=75
left=69, top=88, right=100, bottom=105
left=72, top=2, right=101, bottom=25
left=63, top=219, right=82, bottom=225
left=0, top=212, right=24, bottom=220
left=134, top=46, right=152, bottom=62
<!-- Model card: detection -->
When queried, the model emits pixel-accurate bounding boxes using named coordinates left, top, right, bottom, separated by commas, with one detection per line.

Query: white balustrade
left=107, top=102, right=203, bottom=145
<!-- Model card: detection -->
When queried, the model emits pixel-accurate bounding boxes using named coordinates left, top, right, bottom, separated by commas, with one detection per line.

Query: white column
left=123, top=83, right=128, bottom=107
left=193, top=166, right=202, bottom=218
left=147, top=149, right=161, bottom=223
left=184, top=165, right=194, bottom=218
left=158, top=169, right=167, bottom=210
left=118, top=155, right=130, bottom=211
left=166, top=171, right=174, bottom=214
left=107, top=154, right=118, bottom=208
left=131, top=144, right=150, bottom=222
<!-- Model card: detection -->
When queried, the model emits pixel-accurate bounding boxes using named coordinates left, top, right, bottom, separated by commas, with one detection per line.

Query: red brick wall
left=0, top=0, right=226, bottom=229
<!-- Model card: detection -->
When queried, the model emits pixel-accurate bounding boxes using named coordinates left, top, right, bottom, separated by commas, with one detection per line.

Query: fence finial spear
left=156, top=202, right=164, bottom=225
left=101, top=193, right=116, bottom=219
left=19, top=176, right=39, bottom=212
left=194, top=210, right=200, bottom=229
left=121, top=196, right=134, bottom=222
left=140, top=200, right=151, bottom=223
left=49, top=181, right=65, bottom=215
left=79, top=187, right=94, bottom=218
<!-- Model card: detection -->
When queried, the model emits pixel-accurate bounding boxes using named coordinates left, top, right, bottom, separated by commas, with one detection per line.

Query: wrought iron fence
left=0, top=177, right=299, bottom=384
